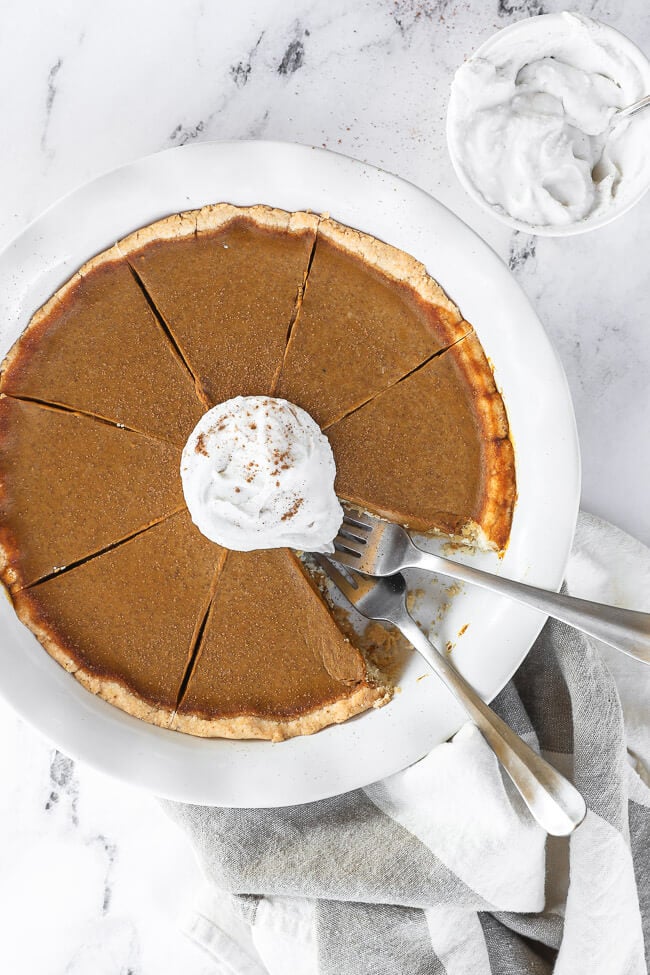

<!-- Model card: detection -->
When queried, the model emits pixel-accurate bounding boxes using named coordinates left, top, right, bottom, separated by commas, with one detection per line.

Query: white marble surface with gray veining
left=1, top=1, right=649, bottom=972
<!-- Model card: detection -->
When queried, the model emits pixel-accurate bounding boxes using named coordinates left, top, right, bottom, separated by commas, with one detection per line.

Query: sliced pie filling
left=0, top=204, right=516, bottom=739
left=0, top=248, right=204, bottom=446
left=273, top=217, right=470, bottom=427
left=116, top=205, right=320, bottom=408
left=12, top=511, right=224, bottom=727
left=172, top=549, right=388, bottom=741
left=327, top=331, right=515, bottom=551
left=0, top=395, right=186, bottom=591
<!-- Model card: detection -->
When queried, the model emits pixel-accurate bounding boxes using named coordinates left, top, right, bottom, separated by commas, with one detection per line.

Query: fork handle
left=410, top=550, right=650, bottom=665
left=395, top=614, right=586, bottom=836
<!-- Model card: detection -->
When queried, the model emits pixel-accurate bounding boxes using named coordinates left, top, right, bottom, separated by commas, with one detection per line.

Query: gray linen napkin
left=163, top=513, right=650, bottom=975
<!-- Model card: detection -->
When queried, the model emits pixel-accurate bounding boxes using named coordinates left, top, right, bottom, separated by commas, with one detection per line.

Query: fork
left=316, top=556, right=587, bottom=836
left=332, top=504, right=650, bottom=665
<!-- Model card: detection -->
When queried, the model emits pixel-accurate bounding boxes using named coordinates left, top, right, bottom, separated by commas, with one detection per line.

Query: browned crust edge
left=170, top=682, right=390, bottom=741
left=316, top=216, right=467, bottom=348
left=116, top=203, right=320, bottom=260
left=10, top=584, right=176, bottom=728
left=445, top=330, right=516, bottom=552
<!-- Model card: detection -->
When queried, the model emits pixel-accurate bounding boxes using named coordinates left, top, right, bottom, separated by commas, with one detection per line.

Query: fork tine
left=341, top=519, right=371, bottom=540
left=337, top=525, right=368, bottom=546
left=314, top=555, right=360, bottom=597
left=338, top=502, right=374, bottom=531
left=330, top=544, right=365, bottom=568
left=342, top=513, right=372, bottom=533
left=333, top=536, right=363, bottom=558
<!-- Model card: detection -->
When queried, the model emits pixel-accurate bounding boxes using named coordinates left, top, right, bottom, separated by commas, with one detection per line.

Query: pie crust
left=172, top=548, right=389, bottom=741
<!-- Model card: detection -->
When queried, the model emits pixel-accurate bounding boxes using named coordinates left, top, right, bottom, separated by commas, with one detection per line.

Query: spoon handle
left=613, top=93, right=650, bottom=126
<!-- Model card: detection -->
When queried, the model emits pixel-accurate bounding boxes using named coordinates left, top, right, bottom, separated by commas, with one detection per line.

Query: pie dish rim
left=0, top=141, right=580, bottom=805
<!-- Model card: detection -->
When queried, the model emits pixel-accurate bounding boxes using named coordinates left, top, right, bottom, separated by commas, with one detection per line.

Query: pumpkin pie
left=0, top=247, right=204, bottom=446
left=117, top=205, right=319, bottom=407
left=13, top=509, right=224, bottom=725
left=0, top=203, right=516, bottom=740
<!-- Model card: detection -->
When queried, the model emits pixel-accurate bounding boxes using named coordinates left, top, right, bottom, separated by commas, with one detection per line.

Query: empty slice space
left=327, top=333, right=515, bottom=549
left=0, top=249, right=204, bottom=446
left=173, top=548, right=387, bottom=740
left=13, top=510, right=225, bottom=725
left=118, top=205, right=319, bottom=408
left=274, top=217, right=469, bottom=428
left=0, top=396, right=185, bottom=590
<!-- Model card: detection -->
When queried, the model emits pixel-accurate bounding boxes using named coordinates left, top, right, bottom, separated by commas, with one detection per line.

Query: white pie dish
left=0, top=140, right=580, bottom=806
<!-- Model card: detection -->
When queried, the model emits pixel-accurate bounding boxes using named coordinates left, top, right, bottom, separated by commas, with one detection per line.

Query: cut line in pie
left=274, top=216, right=471, bottom=427
left=13, top=510, right=225, bottom=726
left=0, top=203, right=516, bottom=739
left=173, top=548, right=388, bottom=741
left=0, top=247, right=205, bottom=447
left=0, top=395, right=186, bottom=592
left=327, top=331, right=515, bottom=550
left=117, top=205, right=319, bottom=408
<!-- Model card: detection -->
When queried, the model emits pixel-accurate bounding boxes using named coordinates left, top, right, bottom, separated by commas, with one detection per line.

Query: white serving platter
left=0, top=141, right=580, bottom=806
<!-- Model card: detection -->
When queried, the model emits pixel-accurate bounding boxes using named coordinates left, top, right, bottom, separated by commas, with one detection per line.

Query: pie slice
left=117, top=205, right=319, bottom=407
left=327, top=332, right=515, bottom=550
left=273, top=217, right=470, bottom=428
left=0, top=248, right=204, bottom=446
left=12, top=510, right=225, bottom=725
left=0, top=396, right=185, bottom=590
left=172, top=548, right=389, bottom=740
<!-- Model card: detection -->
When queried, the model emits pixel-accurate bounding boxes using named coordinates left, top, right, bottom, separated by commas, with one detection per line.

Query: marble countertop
left=1, top=1, right=648, bottom=971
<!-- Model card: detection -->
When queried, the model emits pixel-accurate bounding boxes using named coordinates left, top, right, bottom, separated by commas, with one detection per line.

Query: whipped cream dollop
left=181, top=396, right=343, bottom=553
left=448, top=14, right=650, bottom=228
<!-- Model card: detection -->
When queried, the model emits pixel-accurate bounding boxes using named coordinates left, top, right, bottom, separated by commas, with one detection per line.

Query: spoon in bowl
left=609, top=93, right=650, bottom=134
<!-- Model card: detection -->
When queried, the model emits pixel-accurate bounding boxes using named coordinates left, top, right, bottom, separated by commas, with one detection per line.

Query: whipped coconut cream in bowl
left=447, top=13, right=650, bottom=235
left=181, top=396, right=343, bottom=554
